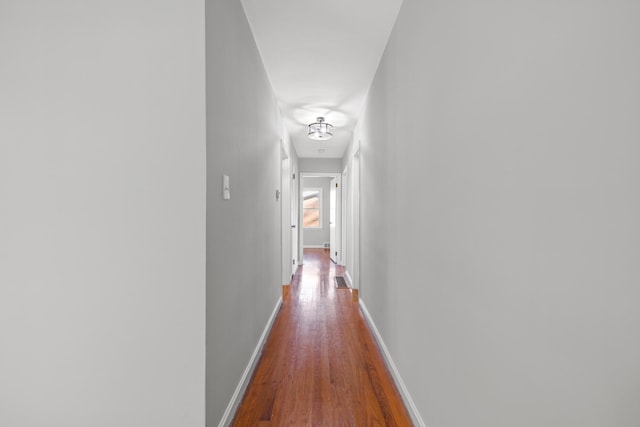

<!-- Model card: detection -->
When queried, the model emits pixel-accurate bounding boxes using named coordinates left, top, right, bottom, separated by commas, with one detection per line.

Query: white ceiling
left=241, top=0, right=404, bottom=159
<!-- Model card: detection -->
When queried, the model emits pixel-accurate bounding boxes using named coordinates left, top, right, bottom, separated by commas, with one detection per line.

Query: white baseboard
left=303, top=245, right=326, bottom=249
left=344, top=270, right=354, bottom=289
left=359, top=300, right=426, bottom=427
left=218, top=297, right=283, bottom=427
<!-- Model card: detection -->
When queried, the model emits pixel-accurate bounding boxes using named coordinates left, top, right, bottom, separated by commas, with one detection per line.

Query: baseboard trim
left=218, top=297, right=283, bottom=427
left=303, top=245, right=326, bottom=249
left=359, top=300, right=426, bottom=427
left=344, top=270, right=354, bottom=289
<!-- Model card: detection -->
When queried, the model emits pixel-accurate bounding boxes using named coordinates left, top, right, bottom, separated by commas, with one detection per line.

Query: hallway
left=232, top=249, right=412, bottom=425
left=4, top=1, right=640, bottom=426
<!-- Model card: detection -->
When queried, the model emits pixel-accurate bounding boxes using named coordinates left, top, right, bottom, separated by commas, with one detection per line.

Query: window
left=303, top=188, right=322, bottom=228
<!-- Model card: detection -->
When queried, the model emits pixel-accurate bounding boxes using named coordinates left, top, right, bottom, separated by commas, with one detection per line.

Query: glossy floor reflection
left=232, top=249, right=412, bottom=426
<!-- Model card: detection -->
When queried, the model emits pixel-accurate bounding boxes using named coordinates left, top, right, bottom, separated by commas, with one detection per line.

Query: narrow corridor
left=232, top=249, right=412, bottom=425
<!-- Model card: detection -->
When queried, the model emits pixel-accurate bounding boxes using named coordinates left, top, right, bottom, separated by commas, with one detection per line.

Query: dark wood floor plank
left=232, top=249, right=412, bottom=426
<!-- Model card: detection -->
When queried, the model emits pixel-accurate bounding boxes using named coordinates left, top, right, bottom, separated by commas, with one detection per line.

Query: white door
left=341, top=168, right=348, bottom=266
left=352, top=149, right=360, bottom=290
left=280, top=140, right=292, bottom=284
left=329, top=177, right=337, bottom=263
left=291, top=168, right=298, bottom=272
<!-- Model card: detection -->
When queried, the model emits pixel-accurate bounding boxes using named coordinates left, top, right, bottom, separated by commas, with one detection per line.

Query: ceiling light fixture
left=307, top=117, right=333, bottom=140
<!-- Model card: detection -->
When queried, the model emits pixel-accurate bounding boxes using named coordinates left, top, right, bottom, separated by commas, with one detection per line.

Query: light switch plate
left=223, top=174, right=230, bottom=200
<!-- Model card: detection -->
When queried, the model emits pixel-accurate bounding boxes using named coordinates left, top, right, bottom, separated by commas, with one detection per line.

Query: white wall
left=302, top=177, right=332, bottom=247
left=351, top=0, right=640, bottom=426
left=299, top=157, right=343, bottom=173
left=0, top=2, right=206, bottom=426
left=206, top=0, right=286, bottom=423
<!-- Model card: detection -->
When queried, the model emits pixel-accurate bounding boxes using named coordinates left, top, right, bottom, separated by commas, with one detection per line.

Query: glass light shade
left=308, top=117, right=334, bottom=140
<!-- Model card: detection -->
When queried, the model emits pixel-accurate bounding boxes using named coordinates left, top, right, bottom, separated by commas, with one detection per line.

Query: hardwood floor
left=232, top=249, right=412, bottom=426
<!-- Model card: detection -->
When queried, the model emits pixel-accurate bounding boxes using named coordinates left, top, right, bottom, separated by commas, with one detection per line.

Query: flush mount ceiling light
left=307, top=117, right=334, bottom=141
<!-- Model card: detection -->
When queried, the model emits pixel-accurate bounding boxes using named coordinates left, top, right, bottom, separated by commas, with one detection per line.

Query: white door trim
left=299, top=172, right=342, bottom=264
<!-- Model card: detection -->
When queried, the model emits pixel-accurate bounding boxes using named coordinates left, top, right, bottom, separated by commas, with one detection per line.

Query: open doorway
left=300, top=173, right=342, bottom=265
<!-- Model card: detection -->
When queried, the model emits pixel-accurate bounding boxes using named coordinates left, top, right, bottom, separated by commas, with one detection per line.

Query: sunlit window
left=303, top=189, right=322, bottom=228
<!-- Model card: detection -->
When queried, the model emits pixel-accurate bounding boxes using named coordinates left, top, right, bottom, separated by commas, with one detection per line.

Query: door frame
left=340, top=166, right=348, bottom=266
left=342, top=145, right=360, bottom=291
left=280, top=138, right=292, bottom=285
left=329, top=176, right=338, bottom=263
left=299, top=172, right=342, bottom=265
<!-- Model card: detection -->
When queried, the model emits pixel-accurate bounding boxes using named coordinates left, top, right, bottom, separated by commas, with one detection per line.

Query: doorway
left=341, top=147, right=360, bottom=291
left=329, top=176, right=337, bottom=263
left=299, top=173, right=342, bottom=265
left=280, top=139, right=299, bottom=285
